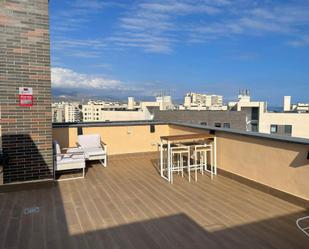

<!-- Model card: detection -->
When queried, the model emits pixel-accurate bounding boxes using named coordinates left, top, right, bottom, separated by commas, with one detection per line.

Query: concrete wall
left=53, top=123, right=309, bottom=200
left=53, top=124, right=170, bottom=155
left=216, top=132, right=309, bottom=201
left=154, top=110, right=246, bottom=130
left=0, top=0, right=52, bottom=183
left=52, top=127, right=78, bottom=149
left=260, top=112, right=309, bottom=138
left=169, top=124, right=309, bottom=201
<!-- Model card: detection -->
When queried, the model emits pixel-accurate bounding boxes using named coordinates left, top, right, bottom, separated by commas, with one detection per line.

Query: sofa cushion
left=78, top=134, right=101, bottom=148
left=57, top=157, right=85, bottom=171
left=83, top=147, right=106, bottom=159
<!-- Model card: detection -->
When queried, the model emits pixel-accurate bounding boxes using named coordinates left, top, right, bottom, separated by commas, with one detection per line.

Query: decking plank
left=0, top=154, right=308, bottom=249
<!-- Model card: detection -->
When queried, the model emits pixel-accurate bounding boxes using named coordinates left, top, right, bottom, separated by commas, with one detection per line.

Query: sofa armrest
left=100, top=141, right=107, bottom=152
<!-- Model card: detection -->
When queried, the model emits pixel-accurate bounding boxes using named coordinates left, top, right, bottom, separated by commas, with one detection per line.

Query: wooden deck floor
left=0, top=154, right=308, bottom=249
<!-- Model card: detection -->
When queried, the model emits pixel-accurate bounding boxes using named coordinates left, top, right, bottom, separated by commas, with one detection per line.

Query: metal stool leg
left=188, top=151, right=191, bottom=182
left=171, top=152, right=174, bottom=184
left=181, top=153, right=184, bottom=178
left=210, top=145, right=214, bottom=179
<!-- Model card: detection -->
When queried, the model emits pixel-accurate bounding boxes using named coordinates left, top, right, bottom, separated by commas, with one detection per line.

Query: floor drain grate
left=23, top=206, right=40, bottom=215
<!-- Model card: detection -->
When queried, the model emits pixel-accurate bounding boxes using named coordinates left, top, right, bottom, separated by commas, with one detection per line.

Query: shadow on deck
left=0, top=154, right=308, bottom=249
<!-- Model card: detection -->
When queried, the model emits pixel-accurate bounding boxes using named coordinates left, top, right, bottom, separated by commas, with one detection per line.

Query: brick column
left=0, top=0, right=53, bottom=183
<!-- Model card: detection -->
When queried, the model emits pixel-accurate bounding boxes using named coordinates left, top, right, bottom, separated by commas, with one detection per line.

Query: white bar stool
left=170, top=146, right=190, bottom=184
left=192, top=143, right=213, bottom=181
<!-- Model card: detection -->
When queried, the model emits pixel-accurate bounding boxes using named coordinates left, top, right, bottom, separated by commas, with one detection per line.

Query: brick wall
left=0, top=0, right=52, bottom=183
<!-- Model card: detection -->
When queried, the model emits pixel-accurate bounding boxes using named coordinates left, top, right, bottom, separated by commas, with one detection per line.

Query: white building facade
left=81, top=96, right=173, bottom=122
left=228, top=92, right=309, bottom=138
left=182, top=92, right=226, bottom=110
left=52, top=102, right=81, bottom=123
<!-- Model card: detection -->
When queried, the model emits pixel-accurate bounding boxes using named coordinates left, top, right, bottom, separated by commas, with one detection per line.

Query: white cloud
left=111, top=0, right=309, bottom=53
left=139, top=1, right=221, bottom=15
left=53, top=38, right=106, bottom=50
left=111, top=0, right=228, bottom=53
left=50, top=0, right=120, bottom=33
left=109, top=32, right=175, bottom=53
left=72, top=0, right=108, bottom=9
left=51, top=0, right=309, bottom=56
left=51, top=67, right=175, bottom=97
left=187, top=3, right=309, bottom=43
left=51, top=67, right=122, bottom=90
left=288, top=35, right=309, bottom=47
left=52, top=38, right=107, bottom=58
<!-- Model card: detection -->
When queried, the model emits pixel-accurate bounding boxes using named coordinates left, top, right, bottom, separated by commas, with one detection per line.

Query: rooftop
left=1, top=154, right=308, bottom=249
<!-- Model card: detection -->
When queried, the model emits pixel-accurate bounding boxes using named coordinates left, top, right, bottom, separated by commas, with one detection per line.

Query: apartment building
left=82, top=99, right=147, bottom=122
left=181, top=92, right=226, bottom=110
left=259, top=96, right=309, bottom=138
left=82, top=96, right=173, bottom=122
left=155, top=91, right=309, bottom=139
left=139, top=95, right=174, bottom=111
left=52, top=102, right=81, bottom=123
left=228, top=92, right=309, bottom=138
left=228, top=90, right=266, bottom=132
left=284, top=96, right=309, bottom=113
left=52, top=103, right=65, bottom=123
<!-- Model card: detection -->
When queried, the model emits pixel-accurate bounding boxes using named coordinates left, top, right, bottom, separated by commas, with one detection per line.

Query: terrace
left=1, top=0, right=309, bottom=248
left=1, top=121, right=309, bottom=248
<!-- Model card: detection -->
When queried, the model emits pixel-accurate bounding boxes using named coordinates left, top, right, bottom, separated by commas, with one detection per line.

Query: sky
left=50, top=0, right=309, bottom=105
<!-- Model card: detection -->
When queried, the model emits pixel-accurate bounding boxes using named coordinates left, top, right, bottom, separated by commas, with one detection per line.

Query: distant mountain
left=268, top=106, right=283, bottom=112
left=51, top=88, right=161, bottom=103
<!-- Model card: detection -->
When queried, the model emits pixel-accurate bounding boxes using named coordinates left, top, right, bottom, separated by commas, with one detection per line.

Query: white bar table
left=160, top=133, right=217, bottom=182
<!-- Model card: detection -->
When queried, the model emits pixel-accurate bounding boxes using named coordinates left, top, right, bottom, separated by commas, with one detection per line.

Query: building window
left=214, top=122, right=221, bottom=128
left=223, top=123, right=230, bottom=128
left=200, top=122, right=207, bottom=126
left=284, top=125, right=292, bottom=136
left=270, top=124, right=278, bottom=134
left=251, top=124, right=258, bottom=132
left=251, top=107, right=259, bottom=120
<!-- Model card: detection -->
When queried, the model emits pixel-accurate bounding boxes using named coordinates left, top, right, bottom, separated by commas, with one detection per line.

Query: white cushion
left=78, top=134, right=101, bottom=148
left=57, top=158, right=85, bottom=171
left=84, top=147, right=105, bottom=157
left=67, top=147, right=83, bottom=153
left=59, top=157, right=84, bottom=164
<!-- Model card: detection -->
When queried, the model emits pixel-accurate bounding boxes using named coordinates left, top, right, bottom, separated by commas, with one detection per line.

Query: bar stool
left=170, top=146, right=190, bottom=184
left=192, top=144, right=213, bottom=181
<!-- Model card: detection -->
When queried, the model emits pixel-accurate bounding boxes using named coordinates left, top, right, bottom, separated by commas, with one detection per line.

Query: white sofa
left=53, top=140, right=86, bottom=180
left=77, top=134, right=107, bottom=167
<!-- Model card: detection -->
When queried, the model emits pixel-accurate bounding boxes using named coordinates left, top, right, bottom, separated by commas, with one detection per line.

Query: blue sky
left=50, top=0, right=309, bottom=105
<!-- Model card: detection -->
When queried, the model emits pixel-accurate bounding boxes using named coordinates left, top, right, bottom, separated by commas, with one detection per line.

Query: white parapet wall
left=83, top=110, right=152, bottom=122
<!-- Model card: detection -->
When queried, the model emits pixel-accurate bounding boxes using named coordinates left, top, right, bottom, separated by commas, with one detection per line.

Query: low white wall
left=84, top=110, right=152, bottom=122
